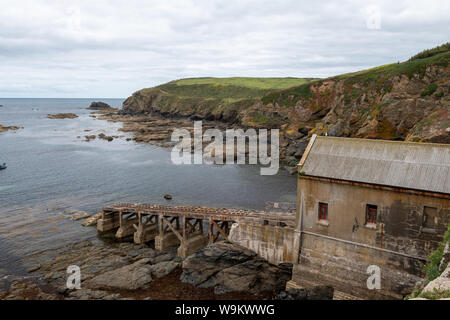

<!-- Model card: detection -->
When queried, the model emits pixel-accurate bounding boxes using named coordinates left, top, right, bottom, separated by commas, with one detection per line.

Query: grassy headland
left=120, top=44, right=450, bottom=170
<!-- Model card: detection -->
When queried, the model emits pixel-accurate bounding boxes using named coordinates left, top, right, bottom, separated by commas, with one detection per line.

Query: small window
left=366, top=204, right=377, bottom=224
left=423, top=206, right=438, bottom=229
left=318, top=202, right=328, bottom=221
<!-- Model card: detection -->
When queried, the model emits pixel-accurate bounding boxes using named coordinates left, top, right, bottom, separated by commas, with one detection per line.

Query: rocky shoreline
left=96, top=109, right=301, bottom=173
left=0, top=236, right=303, bottom=300
left=0, top=208, right=334, bottom=300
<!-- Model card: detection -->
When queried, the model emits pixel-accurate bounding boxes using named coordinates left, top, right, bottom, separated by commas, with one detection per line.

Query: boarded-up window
left=423, top=206, right=438, bottom=229
left=366, top=204, right=377, bottom=224
left=318, top=202, right=328, bottom=221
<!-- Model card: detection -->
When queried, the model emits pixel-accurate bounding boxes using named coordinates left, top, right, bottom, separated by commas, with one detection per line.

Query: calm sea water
left=0, top=98, right=297, bottom=276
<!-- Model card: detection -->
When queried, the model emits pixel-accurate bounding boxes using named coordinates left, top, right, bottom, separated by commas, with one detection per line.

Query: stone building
left=288, top=134, right=450, bottom=299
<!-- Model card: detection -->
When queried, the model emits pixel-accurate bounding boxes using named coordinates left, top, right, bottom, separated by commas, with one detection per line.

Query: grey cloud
left=0, top=0, right=448, bottom=97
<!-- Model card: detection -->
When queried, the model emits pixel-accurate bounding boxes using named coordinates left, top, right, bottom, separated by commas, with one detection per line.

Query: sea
left=0, top=98, right=297, bottom=276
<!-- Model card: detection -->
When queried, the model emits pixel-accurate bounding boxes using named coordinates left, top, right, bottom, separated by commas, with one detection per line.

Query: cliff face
left=122, top=52, right=450, bottom=169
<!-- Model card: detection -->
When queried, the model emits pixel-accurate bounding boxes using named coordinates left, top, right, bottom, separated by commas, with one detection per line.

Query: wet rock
left=46, top=113, right=78, bottom=119
left=214, top=258, right=291, bottom=294
left=70, top=212, right=91, bottom=221
left=276, top=286, right=334, bottom=300
left=151, top=247, right=178, bottom=264
left=81, top=213, right=102, bottom=227
left=0, top=124, right=22, bottom=132
left=0, top=281, right=59, bottom=300
left=85, top=135, right=96, bottom=141
left=306, top=285, right=335, bottom=300
left=98, top=133, right=114, bottom=142
left=27, top=264, right=41, bottom=273
left=150, top=261, right=181, bottom=278
left=182, top=242, right=256, bottom=287
left=181, top=241, right=291, bottom=294
left=87, top=102, right=112, bottom=110
left=86, top=258, right=152, bottom=290
left=164, top=194, right=173, bottom=200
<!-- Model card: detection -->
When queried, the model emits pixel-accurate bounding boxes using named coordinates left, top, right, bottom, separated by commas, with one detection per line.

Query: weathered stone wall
left=292, top=233, right=424, bottom=299
left=297, top=177, right=450, bottom=258
left=229, top=222, right=300, bottom=265
left=292, top=176, right=450, bottom=299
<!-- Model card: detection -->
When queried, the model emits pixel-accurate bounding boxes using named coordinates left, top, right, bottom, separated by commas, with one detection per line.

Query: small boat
left=0, top=163, right=7, bottom=170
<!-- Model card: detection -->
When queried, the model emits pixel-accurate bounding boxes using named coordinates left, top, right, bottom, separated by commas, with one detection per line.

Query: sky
left=0, top=0, right=449, bottom=98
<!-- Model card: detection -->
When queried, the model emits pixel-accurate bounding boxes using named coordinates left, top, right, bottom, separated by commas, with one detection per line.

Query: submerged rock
left=84, top=135, right=96, bottom=142
left=98, top=133, right=114, bottom=141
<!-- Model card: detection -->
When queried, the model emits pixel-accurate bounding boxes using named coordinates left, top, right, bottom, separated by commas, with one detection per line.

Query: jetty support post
left=155, top=215, right=182, bottom=251
left=208, top=218, right=229, bottom=245
left=115, top=210, right=139, bottom=239
left=177, top=217, right=208, bottom=258
left=97, top=208, right=120, bottom=232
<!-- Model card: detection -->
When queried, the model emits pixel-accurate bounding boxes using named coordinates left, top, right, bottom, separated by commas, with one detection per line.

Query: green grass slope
left=262, top=50, right=450, bottom=106
left=125, top=77, right=316, bottom=119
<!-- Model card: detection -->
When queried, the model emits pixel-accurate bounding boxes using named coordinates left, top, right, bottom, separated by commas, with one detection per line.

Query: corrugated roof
left=299, top=135, right=450, bottom=194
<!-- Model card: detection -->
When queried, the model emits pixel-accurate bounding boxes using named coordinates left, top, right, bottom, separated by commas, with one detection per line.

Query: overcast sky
left=0, top=0, right=449, bottom=98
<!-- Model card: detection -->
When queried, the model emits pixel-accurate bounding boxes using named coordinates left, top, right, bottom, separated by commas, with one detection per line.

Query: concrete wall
left=229, top=222, right=300, bottom=265
left=292, top=176, right=450, bottom=299
left=293, top=233, right=424, bottom=299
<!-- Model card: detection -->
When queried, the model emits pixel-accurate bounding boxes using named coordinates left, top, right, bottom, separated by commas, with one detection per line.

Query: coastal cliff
left=120, top=46, right=450, bottom=171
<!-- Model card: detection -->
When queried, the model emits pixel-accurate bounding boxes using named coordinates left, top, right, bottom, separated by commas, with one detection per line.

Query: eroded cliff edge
left=120, top=49, right=450, bottom=171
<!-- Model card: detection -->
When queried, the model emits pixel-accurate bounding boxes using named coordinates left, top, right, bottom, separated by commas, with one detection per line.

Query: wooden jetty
left=97, top=203, right=295, bottom=258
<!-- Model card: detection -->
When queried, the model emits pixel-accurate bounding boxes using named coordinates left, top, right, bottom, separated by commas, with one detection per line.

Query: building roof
left=298, top=135, right=450, bottom=194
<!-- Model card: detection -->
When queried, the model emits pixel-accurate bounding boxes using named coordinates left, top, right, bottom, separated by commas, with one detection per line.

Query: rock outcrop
left=422, top=265, right=450, bottom=294
left=86, top=258, right=153, bottom=290
left=46, top=113, right=78, bottom=119
left=276, top=286, right=334, bottom=300
left=87, top=101, right=112, bottom=110
left=0, top=125, right=22, bottom=132
left=98, top=133, right=114, bottom=141
left=181, top=241, right=291, bottom=295
left=119, top=50, right=450, bottom=172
